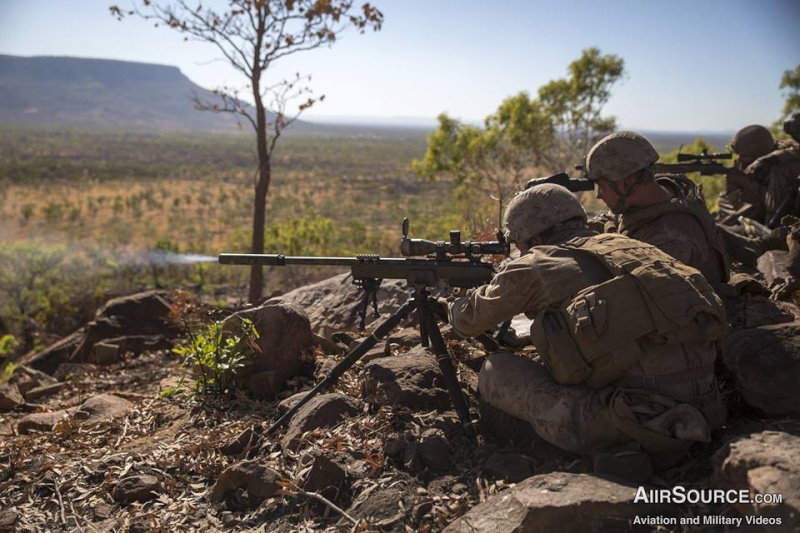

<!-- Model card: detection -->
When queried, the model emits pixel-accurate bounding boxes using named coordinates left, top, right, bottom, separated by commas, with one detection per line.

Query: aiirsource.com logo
left=634, top=486, right=784, bottom=505
left=632, top=486, right=785, bottom=528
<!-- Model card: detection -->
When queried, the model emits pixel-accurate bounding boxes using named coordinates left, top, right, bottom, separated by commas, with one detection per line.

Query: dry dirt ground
left=1, top=325, right=797, bottom=532
left=0, top=340, right=573, bottom=532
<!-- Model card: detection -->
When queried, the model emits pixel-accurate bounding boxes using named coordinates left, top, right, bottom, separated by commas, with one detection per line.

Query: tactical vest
left=618, top=174, right=730, bottom=283
left=531, top=233, right=728, bottom=389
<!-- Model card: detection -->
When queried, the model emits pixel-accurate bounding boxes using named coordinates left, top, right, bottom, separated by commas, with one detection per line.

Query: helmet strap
left=610, top=168, right=649, bottom=213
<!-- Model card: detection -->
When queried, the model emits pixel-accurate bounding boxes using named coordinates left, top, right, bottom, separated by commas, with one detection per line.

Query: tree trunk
left=248, top=57, right=271, bottom=304
left=248, top=159, right=270, bottom=303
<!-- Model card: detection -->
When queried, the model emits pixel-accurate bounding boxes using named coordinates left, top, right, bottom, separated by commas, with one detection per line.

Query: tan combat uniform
left=449, top=227, right=726, bottom=460
left=719, top=166, right=767, bottom=223
left=754, top=141, right=800, bottom=225
left=719, top=141, right=800, bottom=226
left=616, top=175, right=729, bottom=286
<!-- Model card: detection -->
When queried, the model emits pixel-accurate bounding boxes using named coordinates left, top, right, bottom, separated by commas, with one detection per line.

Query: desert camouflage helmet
left=585, top=131, right=659, bottom=182
left=503, top=183, right=587, bottom=247
left=730, top=125, right=775, bottom=158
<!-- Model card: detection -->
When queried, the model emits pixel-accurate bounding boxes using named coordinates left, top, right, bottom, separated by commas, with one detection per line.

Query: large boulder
left=712, top=431, right=800, bottom=528
left=95, top=289, right=174, bottom=325
left=268, top=273, right=410, bottom=337
left=360, top=345, right=450, bottom=410
left=721, top=321, right=800, bottom=416
left=722, top=293, right=800, bottom=331
left=280, top=393, right=361, bottom=451
left=223, top=302, right=313, bottom=399
left=71, top=290, right=179, bottom=363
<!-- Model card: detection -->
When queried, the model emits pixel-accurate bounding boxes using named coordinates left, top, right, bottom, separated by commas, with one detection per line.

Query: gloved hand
left=744, top=154, right=779, bottom=183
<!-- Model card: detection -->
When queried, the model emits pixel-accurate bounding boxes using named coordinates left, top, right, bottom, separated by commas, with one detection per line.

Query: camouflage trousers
left=478, top=353, right=606, bottom=454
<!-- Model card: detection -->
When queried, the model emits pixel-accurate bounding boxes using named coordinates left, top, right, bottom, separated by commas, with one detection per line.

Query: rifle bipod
left=266, top=283, right=478, bottom=441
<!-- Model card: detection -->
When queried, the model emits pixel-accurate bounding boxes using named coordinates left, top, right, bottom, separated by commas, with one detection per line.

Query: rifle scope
left=400, top=234, right=509, bottom=258
left=399, top=218, right=510, bottom=258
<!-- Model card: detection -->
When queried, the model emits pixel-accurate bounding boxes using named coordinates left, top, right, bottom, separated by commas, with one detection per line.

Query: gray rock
left=269, top=273, right=410, bottom=337
left=91, top=341, right=121, bottom=365
left=347, top=482, right=417, bottom=529
left=360, top=346, right=450, bottom=410
left=223, top=302, right=313, bottom=399
left=277, top=390, right=310, bottom=414
left=16, top=394, right=131, bottom=434
left=112, top=475, right=161, bottom=503
left=301, top=455, right=349, bottom=503
left=74, top=394, right=134, bottom=423
left=281, top=393, right=361, bottom=451
left=723, top=293, right=800, bottom=331
left=0, top=383, right=24, bottom=412
left=17, top=409, right=74, bottom=434
left=23, top=382, right=67, bottom=401
left=482, top=452, right=534, bottom=483
left=721, top=321, right=800, bottom=416
left=71, top=290, right=179, bottom=363
left=220, top=426, right=263, bottom=458
left=417, top=428, right=451, bottom=471
left=712, top=431, right=800, bottom=527
left=444, top=472, right=677, bottom=533
left=9, top=365, right=58, bottom=395
left=89, top=335, right=171, bottom=365
left=95, top=289, right=173, bottom=324
left=209, top=460, right=280, bottom=505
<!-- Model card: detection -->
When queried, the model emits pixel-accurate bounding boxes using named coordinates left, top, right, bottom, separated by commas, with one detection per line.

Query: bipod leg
left=418, top=297, right=477, bottom=441
left=266, top=298, right=417, bottom=435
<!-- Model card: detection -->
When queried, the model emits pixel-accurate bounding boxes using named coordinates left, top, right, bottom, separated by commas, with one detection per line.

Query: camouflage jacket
left=617, top=174, right=730, bottom=286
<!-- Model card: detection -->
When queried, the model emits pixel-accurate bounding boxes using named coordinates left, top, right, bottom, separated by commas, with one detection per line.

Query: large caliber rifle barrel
left=219, top=254, right=361, bottom=267
left=676, top=152, right=732, bottom=162
left=653, top=162, right=730, bottom=176
left=525, top=171, right=595, bottom=192
left=218, top=253, right=496, bottom=288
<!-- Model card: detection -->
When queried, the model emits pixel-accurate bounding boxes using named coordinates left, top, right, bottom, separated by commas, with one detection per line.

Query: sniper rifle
left=219, top=218, right=510, bottom=438
left=653, top=149, right=732, bottom=176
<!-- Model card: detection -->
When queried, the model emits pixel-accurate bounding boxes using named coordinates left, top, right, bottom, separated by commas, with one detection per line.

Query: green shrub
left=172, top=318, right=258, bottom=399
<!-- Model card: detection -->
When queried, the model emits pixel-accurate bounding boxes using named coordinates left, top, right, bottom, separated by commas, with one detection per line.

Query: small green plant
left=173, top=318, right=259, bottom=399
left=159, top=377, right=187, bottom=399
left=0, top=335, right=17, bottom=357
left=1, top=336, right=19, bottom=383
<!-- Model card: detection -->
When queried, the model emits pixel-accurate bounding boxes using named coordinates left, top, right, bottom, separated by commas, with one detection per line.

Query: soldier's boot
left=478, top=397, right=540, bottom=447
left=591, top=442, right=653, bottom=484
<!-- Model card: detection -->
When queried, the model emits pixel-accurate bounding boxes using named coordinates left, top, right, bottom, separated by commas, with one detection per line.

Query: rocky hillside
left=0, top=55, right=251, bottom=132
left=1, top=271, right=799, bottom=532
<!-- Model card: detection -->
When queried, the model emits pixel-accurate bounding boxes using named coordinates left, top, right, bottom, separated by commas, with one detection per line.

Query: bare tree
left=111, top=0, right=383, bottom=302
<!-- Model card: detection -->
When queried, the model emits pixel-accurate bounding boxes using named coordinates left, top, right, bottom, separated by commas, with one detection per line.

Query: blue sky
left=1, top=0, right=798, bottom=132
